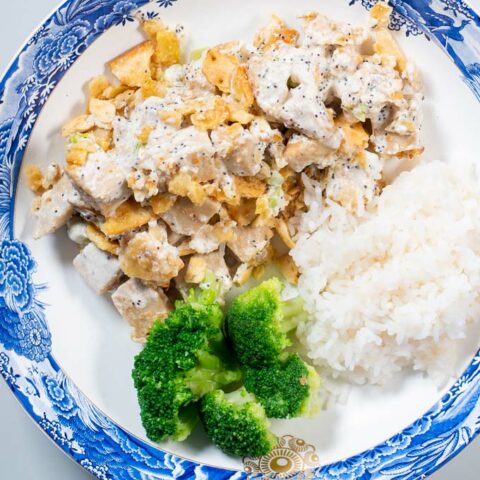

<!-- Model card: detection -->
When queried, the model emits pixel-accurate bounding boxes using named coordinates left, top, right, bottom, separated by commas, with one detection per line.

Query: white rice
left=292, top=161, right=480, bottom=385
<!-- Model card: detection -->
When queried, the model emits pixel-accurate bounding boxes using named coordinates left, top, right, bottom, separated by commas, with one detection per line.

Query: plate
left=1, top=1, right=480, bottom=479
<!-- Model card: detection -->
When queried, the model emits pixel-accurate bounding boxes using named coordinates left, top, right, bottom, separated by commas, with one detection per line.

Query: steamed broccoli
left=226, top=278, right=307, bottom=367
left=244, top=353, right=320, bottom=419
left=132, top=288, right=241, bottom=443
left=200, top=388, right=278, bottom=457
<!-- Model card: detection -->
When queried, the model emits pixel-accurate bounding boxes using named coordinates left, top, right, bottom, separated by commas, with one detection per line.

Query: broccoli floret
left=132, top=288, right=241, bottom=443
left=200, top=388, right=278, bottom=457
left=244, top=353, right=321, bottom=419
left=227, top=278, right=307, bottom=367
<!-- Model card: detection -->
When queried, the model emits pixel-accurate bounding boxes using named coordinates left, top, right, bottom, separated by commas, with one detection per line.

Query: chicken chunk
left=325, top=151, right=383, bottom=213
left=127, top=154, right=160, bottom=203
left=334, top=60, right=403, bottom=123
left=73, top=243, right=123, bottom=294
left=188, top=225, right=220, bottom=254
left=301, top=13, right=369, bottom=47
left=68, top=187, right=104, bottom=224
left=67, top=150, right=130, bottom=217
left=373, top=132, right=422, bottom=156
left=253, top=15, right=299, bottom=51
left=111, top=278, right=172, bottom=342
left=384, top=96, right=423, bottom=137
left=161, top=197, right=221, bottom=236
left=119, top=230, right=184, bottom=287
left=211, top=124, right=264, bottom=176
left=183, top=59, right=217, bottom=96
left=32, top=175, right=75, bottom=239
left=284, top=134, right=336, bottom=172
left=330, top=46, right=363, bottom=74
left=188, top=221, right=236, bottom=254
left=248, top=43, right=343, bottom=148
left=156, top=126, right=218, bottom=183
left=227, top=226, right=273, bottom=263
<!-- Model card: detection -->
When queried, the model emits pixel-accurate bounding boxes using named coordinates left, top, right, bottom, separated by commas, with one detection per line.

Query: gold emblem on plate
left=243, top=435, right=320, bottom=478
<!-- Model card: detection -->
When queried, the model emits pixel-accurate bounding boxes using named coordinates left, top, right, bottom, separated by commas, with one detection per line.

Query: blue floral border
left=0, top=1, right=480, bottom=479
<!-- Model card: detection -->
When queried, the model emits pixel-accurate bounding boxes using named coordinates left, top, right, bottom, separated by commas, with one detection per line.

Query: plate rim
left=1, top=1, right=480, bottom=479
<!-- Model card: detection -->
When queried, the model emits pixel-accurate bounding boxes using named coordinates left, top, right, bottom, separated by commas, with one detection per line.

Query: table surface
left=1, top=1, right=480, bottom=479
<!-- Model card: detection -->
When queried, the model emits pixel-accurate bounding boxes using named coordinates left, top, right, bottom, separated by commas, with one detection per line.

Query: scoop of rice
left=292, top=161, right=480, bottom=385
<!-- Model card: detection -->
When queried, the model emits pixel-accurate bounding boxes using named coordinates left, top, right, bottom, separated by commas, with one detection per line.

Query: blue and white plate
left=1, top=1, right=480, bottom=478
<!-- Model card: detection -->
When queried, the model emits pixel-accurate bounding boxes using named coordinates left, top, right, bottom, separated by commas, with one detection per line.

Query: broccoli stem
left=280, top=296, right=307, bottom=333
left=174, top=404, right=199, bottom=441
left=185, top=351, right=242, bottom=398
left=224, top=388, right=254, bottom=406
left=197, top=351, right=221, bottom=370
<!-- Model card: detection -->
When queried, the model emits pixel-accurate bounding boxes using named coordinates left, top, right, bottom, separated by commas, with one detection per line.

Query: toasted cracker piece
left=233, top=263, right=253, bottom=286
left=276, top=218, right=296, bottom=249
left=254, top=15, right=299, bottom=51
left=26, top=164, right=62, bottom=194
left=62, top=114, right=95, bottom=138
left=227, top=102, right=254, bottom=125
left=120, top=230, right=184, bottom=287
left=142, top=19, right=181, bottom=67
left=277, top=254, right=299, bottom=285
left=185, top=256, right=208, bottom=284
left=150, top=193, right=176, bottom=215
left=184, top=252, right=232, bottom=294
left=177, top=242, right=197, bottom=257
left=374, top=29, right=406, bottom=72
left=232, top=66, right=254, bottom=108
left=111, top=89, right=137, bottom=111
left=202, top=48, right=238, bottom=93
left=168, top=173, right=206, bottom=205
left=92, top=127, right=113, bottom=151
left=157, top=109, right=183, bottom=128
left=25, top=165, right=45, bottom=194
left=202, top=49, right=253, bottom=107
left=65, top=148, right=88, bottom=168
left=66, top=138, right=97, bottom=168
left=141, top=78, right=166, bottom=99
left=109, top=41, right=154, bottom=87
left=234, top=176, right=266, bottom=199
left=136, top=125, right=155, bottom=145
left=86, top=224, right=120, bottom=256
left=191, top=97, right=229, bottom=131
left=154, top=29, right=181, bottom=67
left=226, top=198, right=257, bottom=227
left=88, top=75, right=111, bottom=99
left=100, top=198, right=152, bottom=236
left=89, top=98, right=116, bottom=126
left=206, top=185, right=232, bottom=205
left=337, top=116, right=370, bottom=155
left=103, top=84, right=130, bottom=100
left=142, top=19, right=165, bottom=39
left=212, top=222, right=236, bottom=243
left=252, top=264, right=266, bottom=280
left=369, top=2, right=393, bottom=29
